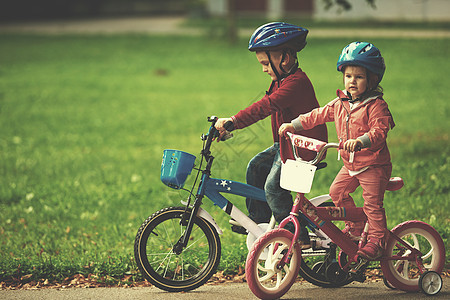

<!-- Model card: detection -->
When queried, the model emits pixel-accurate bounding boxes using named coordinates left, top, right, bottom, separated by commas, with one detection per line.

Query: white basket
left=280, top=159, right=316, bottom=193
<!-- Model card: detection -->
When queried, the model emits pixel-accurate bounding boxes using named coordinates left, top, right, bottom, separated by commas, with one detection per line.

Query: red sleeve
left=296, top=98, right=338, bottom=130
left=232, top=93, right=272, bottom=129
left=232, top=72, right=314, bottom=129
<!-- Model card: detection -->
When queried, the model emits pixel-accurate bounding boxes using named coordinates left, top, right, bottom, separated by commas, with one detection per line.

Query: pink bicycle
left=245, top=133, right=445, bottom=299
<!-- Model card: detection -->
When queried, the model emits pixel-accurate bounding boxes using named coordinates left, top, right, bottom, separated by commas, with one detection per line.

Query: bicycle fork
left=274, top=195, right=307, bottom=269
left=173, top=195, right=205, bottom=255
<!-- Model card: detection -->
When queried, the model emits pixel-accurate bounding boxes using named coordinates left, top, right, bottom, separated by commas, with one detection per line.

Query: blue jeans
left=246, top=143, right=293, bottom=224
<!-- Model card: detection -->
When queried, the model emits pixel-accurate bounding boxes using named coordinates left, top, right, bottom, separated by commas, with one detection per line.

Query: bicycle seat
left=386, top=177, right=404, bottom=191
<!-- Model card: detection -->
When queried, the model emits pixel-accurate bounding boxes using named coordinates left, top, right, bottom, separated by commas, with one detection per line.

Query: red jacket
left=292, top=89, right=395, bottom=171
left=231, top=68, right=328, bottom=162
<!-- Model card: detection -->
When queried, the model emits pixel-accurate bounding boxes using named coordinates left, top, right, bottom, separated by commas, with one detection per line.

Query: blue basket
left=161, top=150, right=196, bottom=189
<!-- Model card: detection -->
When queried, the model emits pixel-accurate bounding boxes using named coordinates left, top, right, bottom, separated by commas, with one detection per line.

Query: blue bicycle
left=134, top=116, right=331, bottom=292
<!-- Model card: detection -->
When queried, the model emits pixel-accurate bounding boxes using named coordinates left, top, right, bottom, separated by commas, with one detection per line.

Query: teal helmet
left=337, top=42, right=385, bottom=84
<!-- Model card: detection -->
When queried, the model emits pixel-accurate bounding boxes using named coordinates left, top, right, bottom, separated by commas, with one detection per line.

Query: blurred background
left=1, top=0, right=449, bottom=22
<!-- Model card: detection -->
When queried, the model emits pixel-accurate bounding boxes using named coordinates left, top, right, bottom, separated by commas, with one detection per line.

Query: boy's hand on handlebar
left=215, top=118, right=233, bottom=142
left=215, top=118, right=232, bottom=131
left=278, top=123, right=295, bottom=139
left=343, top=139, right=362, bottom=152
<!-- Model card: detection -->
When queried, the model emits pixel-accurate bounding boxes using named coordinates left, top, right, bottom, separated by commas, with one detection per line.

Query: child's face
left=344, top=65, right=368, bottom=99
left=256, top=51, right=284, bottom=81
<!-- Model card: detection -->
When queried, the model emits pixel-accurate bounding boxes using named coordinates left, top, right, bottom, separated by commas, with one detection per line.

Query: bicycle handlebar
left=286, top=132, right=341, bottom=165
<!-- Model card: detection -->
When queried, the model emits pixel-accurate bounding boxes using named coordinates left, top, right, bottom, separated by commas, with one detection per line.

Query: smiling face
left=343, top=65, right=369, bottom=99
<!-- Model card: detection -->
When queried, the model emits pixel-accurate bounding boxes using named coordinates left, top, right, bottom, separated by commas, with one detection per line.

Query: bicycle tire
left=134, top=207, right=221, bottom=292
left=380, top=220, right=445, bottom=292
left=245, top=228, right=302, bottom=300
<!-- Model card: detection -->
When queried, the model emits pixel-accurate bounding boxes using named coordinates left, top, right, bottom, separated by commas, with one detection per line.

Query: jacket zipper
left=340, top=100, right=352, bottom=166
left=340, top=99, right=351, bottom=140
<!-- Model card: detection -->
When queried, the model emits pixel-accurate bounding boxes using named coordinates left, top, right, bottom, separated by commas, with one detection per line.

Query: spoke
left=421, top=247, right=434, bottom=261
left=257, top=261, right=274, bottom=282
left=276, top=271, right=282, bottom=288
left=162, top=251, right=174, bottom=278
left=401, top=260, right=410, bottom=279
left=181, top=256, right=185, bottom=281
left=259, top=271, right=275, bottom=282
left=394, top=260, right=404, bottom=273
left=264, top=244, right=275, bottom=269
left=172, top=257, right=182, bottom=281
left=167, top=219, right=182, bottom=248
left=147, top=251, right=175, bottom=256
left=411, top=233, right=420, bottom=250
left=149, top=256, right=169, bottom=267
left=183, top=226, right=206, bottom=251
left=149, top=228, right=171, bottom=249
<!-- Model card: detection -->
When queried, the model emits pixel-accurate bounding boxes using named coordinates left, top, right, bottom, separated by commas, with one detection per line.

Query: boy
left=215, top=22, right=328, bottom=248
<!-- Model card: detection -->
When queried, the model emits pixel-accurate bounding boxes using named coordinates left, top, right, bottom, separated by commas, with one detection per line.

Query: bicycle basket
left=161, top=150, right=196, bottom=189
left=280, top=159, right=316, bottom=193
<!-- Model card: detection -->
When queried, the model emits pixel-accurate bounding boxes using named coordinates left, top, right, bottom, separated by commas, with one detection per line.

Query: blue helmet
left=337, top=42, right=385, bottom=83
left=248, top=22, right=308, bottom=52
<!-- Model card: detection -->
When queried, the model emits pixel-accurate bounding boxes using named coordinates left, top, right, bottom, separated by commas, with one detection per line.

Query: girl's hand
left=278, top=123, right=295, bottom=139
left=344, top=139, right=363, bottom=152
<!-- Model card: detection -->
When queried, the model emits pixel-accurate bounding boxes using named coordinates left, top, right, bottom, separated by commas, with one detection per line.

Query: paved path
left=0, top=16, right=449, bottom=38
left=1, top=278, right=449, bottom=299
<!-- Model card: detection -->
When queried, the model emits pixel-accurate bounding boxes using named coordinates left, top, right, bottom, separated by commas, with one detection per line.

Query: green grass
left=0, top=33, right=449, bottom=284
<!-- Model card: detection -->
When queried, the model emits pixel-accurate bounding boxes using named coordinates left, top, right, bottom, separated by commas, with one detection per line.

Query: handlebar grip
left=224, top=121, right=234, bottom=131
left=219, top=121, right=234, bottom=141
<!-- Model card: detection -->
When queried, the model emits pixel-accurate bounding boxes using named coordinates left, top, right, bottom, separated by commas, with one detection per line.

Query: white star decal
left=220, top=180, right=228, bottom=187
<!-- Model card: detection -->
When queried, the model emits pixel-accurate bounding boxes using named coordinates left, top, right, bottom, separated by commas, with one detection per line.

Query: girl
left=279, top=41, right=395, bottom=259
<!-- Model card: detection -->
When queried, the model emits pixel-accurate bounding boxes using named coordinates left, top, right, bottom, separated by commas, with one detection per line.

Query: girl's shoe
left=357, top=241, right=383, bottom=260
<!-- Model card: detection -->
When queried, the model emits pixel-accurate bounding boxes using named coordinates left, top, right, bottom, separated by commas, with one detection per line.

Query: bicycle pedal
left=231, top=225, right=248, bottom=235
left=349, top=258, right=369, bottom=275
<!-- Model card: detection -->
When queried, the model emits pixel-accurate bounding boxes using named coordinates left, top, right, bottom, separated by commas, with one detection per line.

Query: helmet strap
left=265, top=51, right=281, bottom=86
left=266, top=50, right=298, bottom=86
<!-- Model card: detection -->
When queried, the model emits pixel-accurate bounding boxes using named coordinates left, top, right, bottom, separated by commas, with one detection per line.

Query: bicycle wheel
left=245, top=228, right=301, bottom=300
left=380, top=220, right=445, bottom=292
left=134, top=207, right=221, bottom=292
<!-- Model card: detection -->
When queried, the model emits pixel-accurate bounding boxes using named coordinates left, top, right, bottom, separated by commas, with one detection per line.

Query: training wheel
left=419, top=271, right=442, bottom=296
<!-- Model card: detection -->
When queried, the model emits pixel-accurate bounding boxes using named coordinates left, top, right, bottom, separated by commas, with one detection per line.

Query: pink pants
left=329, top=164, right=392, bottom=246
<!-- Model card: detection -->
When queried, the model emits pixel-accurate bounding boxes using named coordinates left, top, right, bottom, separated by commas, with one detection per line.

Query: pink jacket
left=292, top=89, right=395, bottom=171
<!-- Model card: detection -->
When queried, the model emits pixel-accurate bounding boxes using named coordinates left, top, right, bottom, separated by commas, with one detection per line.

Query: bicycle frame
left=276, top=133, right=426, bottom=272
left=174, top=117, right=328, bottom=253
left=173, top=117, right=268, bottom=252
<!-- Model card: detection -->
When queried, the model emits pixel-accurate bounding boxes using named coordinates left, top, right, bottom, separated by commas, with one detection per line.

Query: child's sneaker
left=229, top=219, right=247, bottom=235
left=297, top=226, right=311, bottom=250
left=357, top=241, right=383, bottom=260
